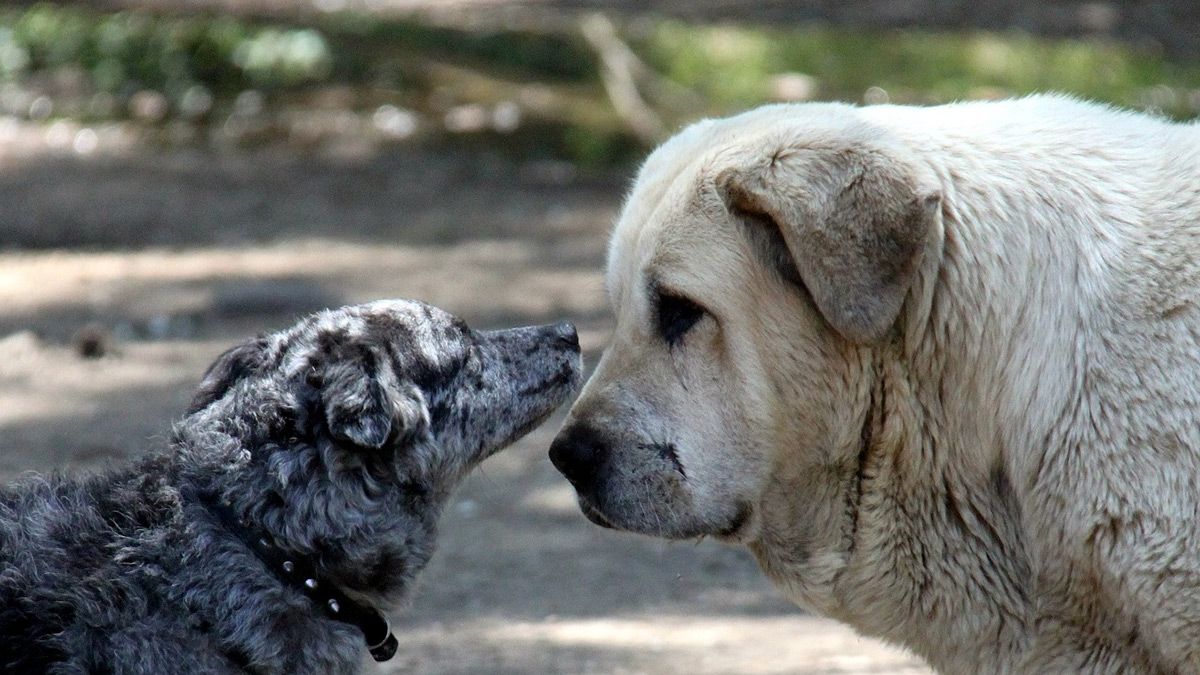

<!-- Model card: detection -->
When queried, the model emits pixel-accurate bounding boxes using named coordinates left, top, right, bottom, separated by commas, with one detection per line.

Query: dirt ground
left=0, top=122, right=929, bottom=674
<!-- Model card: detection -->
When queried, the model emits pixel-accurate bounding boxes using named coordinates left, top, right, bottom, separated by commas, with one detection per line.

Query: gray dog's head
left=177, top=299, right=581, bottom=597
left=188, top=299, right=581, bottom=482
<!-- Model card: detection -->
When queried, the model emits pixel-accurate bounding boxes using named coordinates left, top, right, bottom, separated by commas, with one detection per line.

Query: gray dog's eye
left=656, top=290, right=705, bottom=347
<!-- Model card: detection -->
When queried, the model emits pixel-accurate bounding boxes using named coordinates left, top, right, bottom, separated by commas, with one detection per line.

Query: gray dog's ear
left=721, top=146, right=940, bottom=344
left=321, top=352, right=429, bottom=450
left=188, top=338, right=268, bottom=414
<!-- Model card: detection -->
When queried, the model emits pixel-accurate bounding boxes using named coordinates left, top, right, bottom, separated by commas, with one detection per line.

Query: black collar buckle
left=368, top=630, right=399, bottom=662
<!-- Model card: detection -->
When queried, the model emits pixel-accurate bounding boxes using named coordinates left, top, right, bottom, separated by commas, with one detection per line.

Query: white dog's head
left=550, top=104, right=941, bottom=547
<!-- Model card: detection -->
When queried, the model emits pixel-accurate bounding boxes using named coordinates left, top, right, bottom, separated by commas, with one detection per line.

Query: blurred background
left=1, top=1, right=1197, bottom=673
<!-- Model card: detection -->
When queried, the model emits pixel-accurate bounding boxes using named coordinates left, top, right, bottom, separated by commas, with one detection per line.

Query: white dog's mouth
left=551, top=423, right=755, bottom=540
left=578, top=497, right=618, bottom=530
left=713, top=502, right=753, bottom=540
left=575, top=489, right=753, bottom=541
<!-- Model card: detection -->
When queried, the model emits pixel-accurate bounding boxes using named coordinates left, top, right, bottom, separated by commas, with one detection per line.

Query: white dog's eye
left=656, top=291, right=705, bottom=347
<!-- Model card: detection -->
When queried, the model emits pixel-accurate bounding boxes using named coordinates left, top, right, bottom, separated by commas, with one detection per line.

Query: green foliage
left=638, top=22, right=1200, bottom=119
left=1, top=4, right=334, bottom=97
left=0, top=3, right=1196, bottom=167
left=321, top=14, right=596, bottom=83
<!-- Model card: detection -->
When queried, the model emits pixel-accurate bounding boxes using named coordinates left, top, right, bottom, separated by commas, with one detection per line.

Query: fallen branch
left=579, top=13, right=666, bottom=145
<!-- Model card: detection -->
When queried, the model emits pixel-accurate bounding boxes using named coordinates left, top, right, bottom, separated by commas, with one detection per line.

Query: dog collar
left=198, top=491, right=400, bottom=662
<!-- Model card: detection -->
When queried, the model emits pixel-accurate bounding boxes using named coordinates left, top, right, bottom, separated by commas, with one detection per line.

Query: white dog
left=549, top=96, right=1200, bottom=673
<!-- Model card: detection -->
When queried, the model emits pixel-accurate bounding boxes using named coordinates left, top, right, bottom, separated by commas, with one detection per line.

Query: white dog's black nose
left=548, top=422, right=606, bottom=488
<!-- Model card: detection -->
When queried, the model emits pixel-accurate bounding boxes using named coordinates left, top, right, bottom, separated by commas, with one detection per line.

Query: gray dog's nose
left=550, top=321, right=579, bottom=350
left=549, top=422, right=606, bottom=488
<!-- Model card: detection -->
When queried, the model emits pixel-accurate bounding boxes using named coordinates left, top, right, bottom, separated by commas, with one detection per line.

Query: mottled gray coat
left=0, top=300, right=580, bottom=674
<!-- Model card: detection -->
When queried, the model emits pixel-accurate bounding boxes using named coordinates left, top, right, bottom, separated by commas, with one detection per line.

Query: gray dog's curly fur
left=0, top=300, right=581, bottom=675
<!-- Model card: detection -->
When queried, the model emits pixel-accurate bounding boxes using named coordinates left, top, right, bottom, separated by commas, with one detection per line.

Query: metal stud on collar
left=197, top=490, right=396, bottom=663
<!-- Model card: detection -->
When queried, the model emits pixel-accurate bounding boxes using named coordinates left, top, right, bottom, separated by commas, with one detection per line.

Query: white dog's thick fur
left=550, top=96, right=1200, bottom=673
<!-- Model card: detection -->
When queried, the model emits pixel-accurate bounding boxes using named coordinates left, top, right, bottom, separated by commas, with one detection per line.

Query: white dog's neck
left=757, top=103, right=1200, bottom=673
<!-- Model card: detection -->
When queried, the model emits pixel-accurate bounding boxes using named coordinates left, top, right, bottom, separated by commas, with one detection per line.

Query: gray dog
left=0, top=300, right=581, bottom=674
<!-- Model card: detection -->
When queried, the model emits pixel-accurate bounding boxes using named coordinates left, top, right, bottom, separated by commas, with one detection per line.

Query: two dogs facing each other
left=5, top=95, right=1200, bottom=675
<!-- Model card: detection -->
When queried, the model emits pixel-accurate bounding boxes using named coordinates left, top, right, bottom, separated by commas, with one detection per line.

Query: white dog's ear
left=722, top=147, right=940, bottom=344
